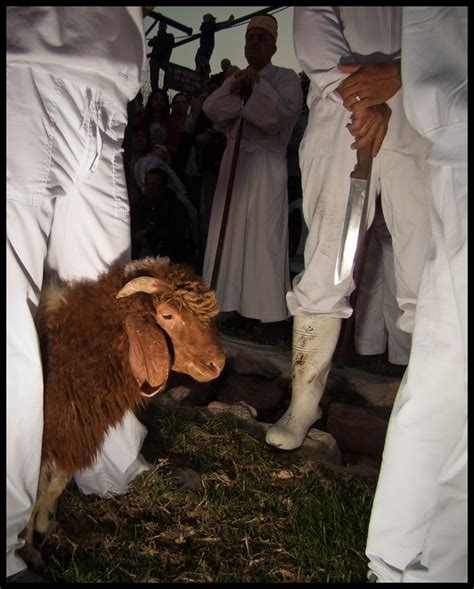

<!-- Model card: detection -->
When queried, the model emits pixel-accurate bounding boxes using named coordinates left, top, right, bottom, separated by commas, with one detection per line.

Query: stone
left=221, top=334, right=292, bottom=380
left=165, top=466, right=204, bottom=493
left=214, top=372, right=286, bottom=411
left=206, top=401, right=258, bottom=422
left=303, top=428, right=342, bottom=466
left=156, top=385, right=192, bottom=406
left=342, top=463, right=379, bottom=482
left=257, top=423, right=342, bottom=467
left=326, top=402, right=388, bottom=457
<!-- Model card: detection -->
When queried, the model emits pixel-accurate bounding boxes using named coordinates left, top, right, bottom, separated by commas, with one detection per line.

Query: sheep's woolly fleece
left=124, top=256, right=219, bottom=319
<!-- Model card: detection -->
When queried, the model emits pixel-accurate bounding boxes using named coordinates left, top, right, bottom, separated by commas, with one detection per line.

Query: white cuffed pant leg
left=7, top=64, right=150, bottom=574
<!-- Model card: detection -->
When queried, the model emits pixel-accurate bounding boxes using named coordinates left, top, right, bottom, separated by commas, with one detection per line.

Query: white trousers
left=366, top=162, right=467, bottom=582
left=7, top=65, right=150, bottom=576
left=287, top=91, right=431, bottom=337
left=354, top=201, right=412, bottom=365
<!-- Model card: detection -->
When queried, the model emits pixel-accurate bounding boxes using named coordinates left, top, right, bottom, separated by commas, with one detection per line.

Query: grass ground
left=40, top=404, right=376, bottom=583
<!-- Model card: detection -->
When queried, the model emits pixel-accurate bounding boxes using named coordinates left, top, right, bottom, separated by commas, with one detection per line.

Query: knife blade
left=334, top=142, right=374, bottom=285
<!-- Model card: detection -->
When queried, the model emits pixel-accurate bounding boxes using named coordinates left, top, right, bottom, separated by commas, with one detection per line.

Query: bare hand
left=230, top=67, right=260, bottom=98
left=337, top=62, right=401, bottom=112
left=345, top=103, right=392, bottom=157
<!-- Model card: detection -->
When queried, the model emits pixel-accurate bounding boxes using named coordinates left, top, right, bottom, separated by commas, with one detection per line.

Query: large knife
left=334, top=142, right=374, bottom=285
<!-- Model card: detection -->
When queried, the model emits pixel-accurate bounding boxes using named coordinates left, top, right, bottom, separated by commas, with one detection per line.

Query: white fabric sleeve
left=293, top=6, right=355, bottom=103
left=202, top=75, right=242, bottom=125
left=240, top=71, right=303, bottom=135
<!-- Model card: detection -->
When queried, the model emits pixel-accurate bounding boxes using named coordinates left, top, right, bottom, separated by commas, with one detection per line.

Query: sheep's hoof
left=35, top=508, right=57, bottom=537
left=17, top=542, right=45, bottom=572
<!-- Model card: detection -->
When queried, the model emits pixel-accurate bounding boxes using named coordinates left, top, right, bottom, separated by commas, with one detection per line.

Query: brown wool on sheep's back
left=37, top=258, right=221, bottom=476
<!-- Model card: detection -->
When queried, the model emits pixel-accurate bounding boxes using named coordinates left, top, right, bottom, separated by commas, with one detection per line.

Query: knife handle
left=350, top=141, right=374, bottom=181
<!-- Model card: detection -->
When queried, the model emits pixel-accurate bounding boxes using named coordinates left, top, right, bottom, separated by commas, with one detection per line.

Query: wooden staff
left=210, top=96, right=247, bottom=289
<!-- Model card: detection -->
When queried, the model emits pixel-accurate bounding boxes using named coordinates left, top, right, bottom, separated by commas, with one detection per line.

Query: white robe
left=202, top=63, right=302, bottom=322
left=288, top=7, right=431, bottom=339
left=366, top=7, right=467, bottom=582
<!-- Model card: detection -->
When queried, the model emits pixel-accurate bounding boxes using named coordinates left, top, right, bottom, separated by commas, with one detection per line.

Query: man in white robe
left=202, top=14, right=302, bottom=323
left=266, top=7, right=431, bottom=450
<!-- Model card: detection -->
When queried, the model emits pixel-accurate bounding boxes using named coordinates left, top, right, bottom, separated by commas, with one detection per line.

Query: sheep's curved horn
left=116, top=277, right=168, bottom=299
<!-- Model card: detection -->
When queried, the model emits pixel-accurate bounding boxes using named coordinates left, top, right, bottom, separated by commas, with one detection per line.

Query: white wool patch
left=39, top=279, right=68, bottom=316
left=123, top=256, right=170, bottom=277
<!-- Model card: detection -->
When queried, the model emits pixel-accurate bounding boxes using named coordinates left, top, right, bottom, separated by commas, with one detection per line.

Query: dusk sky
left=143, top=7, right=301, bottom=78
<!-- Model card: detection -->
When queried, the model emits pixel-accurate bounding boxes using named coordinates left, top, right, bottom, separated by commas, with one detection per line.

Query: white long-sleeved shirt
left=203, top=63, right=302, bottom=156
left=294, top=7, right=401, bottom=104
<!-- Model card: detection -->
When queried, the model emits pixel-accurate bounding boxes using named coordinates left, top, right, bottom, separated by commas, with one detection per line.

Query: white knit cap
left=246, top=14, right=277, bottom=42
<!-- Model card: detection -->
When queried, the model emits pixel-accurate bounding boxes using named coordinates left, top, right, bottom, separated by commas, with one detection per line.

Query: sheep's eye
left=161, top=313, right=173, bottom=320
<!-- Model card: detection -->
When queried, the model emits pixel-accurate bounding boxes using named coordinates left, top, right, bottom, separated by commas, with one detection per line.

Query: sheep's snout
left=187, top=355, right=225, bottom=382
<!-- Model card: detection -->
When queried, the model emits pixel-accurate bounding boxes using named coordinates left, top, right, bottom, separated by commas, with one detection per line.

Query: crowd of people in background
left=123, top=73, right=228, bottom=271
left=122, top=46, right=310, bottom=281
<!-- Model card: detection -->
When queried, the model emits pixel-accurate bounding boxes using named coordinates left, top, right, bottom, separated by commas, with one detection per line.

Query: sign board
left=164, top=63, right=204, bottom=96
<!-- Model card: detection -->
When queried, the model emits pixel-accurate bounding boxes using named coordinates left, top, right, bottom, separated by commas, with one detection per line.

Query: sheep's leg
left=19, top=460, right=70, bottom=570
left=33, top=461, right=70, bottom=536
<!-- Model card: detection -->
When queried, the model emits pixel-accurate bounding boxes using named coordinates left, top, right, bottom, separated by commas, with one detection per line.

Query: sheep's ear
left=125, top=316, right=170, bottom=397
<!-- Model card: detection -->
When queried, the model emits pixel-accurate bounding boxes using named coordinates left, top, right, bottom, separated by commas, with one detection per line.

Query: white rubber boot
left=266, top=315, right=342, bottom=450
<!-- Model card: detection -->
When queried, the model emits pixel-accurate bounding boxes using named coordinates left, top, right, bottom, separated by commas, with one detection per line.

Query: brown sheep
left=19, top=256, right=225, bottom=570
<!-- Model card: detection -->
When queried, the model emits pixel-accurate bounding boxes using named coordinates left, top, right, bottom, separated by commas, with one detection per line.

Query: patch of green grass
left=40, top=405, right=375, bottom=583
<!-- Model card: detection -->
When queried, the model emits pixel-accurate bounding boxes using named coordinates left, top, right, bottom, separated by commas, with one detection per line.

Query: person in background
left=266, top=7, right=431, bottom=452
left=166, top=92, right=193, bottom=178
left=202, top=14, right=302, bottom=325
left=131, top=90, right=146, bottom=128
left=187, top=75, right=227, bottom=257
left=143, top=88, right=170, bottom=146
left=185, top=74, right=221, bottom=241
left=364, top=6, right=467, bottom=582
left=219, top=57, right=240, bottom=82
left=220, top=57, right=232, bottom=79
left=148, top=20, right=175, bottom=91
left=7, top=6, right=152, bottom=582
left=286, top=72, right=309, bottom=271
left=194, top=13, right=235, bottom=76
left=131, top=167, right=192, bottom=262
left=124, top=126, right=150, bottom=215
left=134, top=142, right=200, bottom=255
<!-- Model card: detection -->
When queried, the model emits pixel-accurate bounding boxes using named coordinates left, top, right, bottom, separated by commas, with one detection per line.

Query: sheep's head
left=117, top=269, right=225, bottom=394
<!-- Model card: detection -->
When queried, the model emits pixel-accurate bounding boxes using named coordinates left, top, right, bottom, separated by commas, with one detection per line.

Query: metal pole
left=210, top=97, right=247, bottom=290
left=146, top=11, right=193, bottom=36
left=172, top=6, right=285, bottom=49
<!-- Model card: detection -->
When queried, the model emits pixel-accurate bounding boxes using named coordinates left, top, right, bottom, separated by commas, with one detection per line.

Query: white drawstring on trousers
left=79, top=89, right=104, bottom=174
